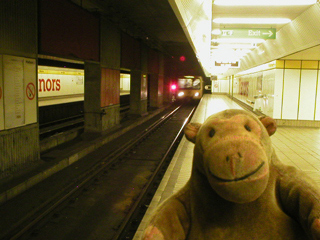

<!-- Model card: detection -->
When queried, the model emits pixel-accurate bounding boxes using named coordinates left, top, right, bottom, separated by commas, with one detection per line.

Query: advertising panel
left=100, top=68, right=120, bottom=107
left=1, top=55, right=37, bottom=130
left=3, top=55, right=25, bottom=129
left=141, top=74, right=147, bottom=100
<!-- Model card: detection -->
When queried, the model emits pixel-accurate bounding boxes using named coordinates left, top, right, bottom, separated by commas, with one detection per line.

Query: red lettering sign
left=38, top=79, right=61, bottom=92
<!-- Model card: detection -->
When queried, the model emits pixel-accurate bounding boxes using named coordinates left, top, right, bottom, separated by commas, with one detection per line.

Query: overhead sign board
left=220, top=28, right=276, bottom=40
left=215, top=61, right=240, bottom=68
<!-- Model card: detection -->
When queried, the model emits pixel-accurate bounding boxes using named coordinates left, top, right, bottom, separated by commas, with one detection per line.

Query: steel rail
left=5, top=105, right=182, bottom=240
left=113, top=105, right=197, bottom=239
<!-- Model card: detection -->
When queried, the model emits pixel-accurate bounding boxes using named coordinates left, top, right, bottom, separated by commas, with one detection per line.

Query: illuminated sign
left=214, top=61, right=240, bottom=68
left=220, top=28, right=276, bottom=39
left=38, top=66, right=84, bottom=98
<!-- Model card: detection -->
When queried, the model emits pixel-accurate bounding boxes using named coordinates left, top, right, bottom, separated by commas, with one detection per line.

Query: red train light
left=179, top=56, right=186, bottom=62
left=171, top=84, right=177, bottom=90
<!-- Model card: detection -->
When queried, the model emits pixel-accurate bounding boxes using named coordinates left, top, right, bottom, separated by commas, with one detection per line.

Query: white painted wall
left=219, top=79, right=229, bottom=93
left=273, top=69, right=284, bottom=119
left=315, top=71, right=320, bottom=120
left=282, top=69, right=300, bottom=120
left=213, top=61, right=320, bottom=121
left=299, top=70, right=317, bottom=120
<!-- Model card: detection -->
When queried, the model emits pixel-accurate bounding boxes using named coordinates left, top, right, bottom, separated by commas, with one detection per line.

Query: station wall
left=39, top=0, right=99, bottom=62
left=0, top=55, right=39, bottom=174
left=275, top=60, right=320, bottom=124
left=0, top=0, right=37, bottom=58
left=215, top=60, right=320, bottom=126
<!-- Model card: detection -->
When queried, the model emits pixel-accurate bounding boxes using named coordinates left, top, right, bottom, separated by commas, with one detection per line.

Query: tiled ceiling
left=71, top=0, right=320, bottom=75
left=71, top=0, right=191, bottom=55
left=211, top=4, right=313, bottom=30
left=281, top=44, right=320, bottom=60
left=211, top=2, right=318, bottom=74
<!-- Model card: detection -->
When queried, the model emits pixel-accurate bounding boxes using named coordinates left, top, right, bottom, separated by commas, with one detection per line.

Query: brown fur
left=143, top=109, right=320, bottom=240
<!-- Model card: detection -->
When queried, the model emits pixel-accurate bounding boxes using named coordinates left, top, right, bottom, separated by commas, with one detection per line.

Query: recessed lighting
left=214, top=0, right=316, bottom=6
left=213, top=18, right=291, bottom=24
left=212, top=38, right=265, bottom=44
left=211, top=43, right=258, bottom=49
left=212, top=29, right=222, bottom=35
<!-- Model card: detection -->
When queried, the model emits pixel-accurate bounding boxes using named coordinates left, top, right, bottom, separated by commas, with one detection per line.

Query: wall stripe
left=314, top=69, right=319, bottom=120
left=281, top=68, right=285, bottom=119
left=297, top=67, right=302, bottom=120
left=302, top=60, right=318, bottom=69
left=285, top=60, right=301, bottom=69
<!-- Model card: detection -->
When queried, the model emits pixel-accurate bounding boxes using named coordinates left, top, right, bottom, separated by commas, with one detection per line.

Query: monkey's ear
left=259, top=116, right=277, bottom=136
left=184, top=123, right=202, bottom=143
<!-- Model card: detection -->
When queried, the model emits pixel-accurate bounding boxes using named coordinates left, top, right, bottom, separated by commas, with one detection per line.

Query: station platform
left=133, top=94, right=320, bottom=239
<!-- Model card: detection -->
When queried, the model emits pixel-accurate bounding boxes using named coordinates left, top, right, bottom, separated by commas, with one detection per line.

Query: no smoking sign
left=26, top=82, right=36, bottom=100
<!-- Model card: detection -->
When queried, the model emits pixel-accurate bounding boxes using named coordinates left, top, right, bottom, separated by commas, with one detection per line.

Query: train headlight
left=194, top=92, right=199, bottom=97
left=178, top=92, right=184, bottom=97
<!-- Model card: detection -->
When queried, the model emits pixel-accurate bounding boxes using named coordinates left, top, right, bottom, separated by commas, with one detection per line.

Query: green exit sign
left=220, top=28, right=276, bottom=39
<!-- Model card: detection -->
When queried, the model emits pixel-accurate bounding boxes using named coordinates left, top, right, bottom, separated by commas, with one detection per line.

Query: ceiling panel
left=71, top=0, right=320, bottom=76
left=211, top=2, right=318, bottom=75
left=281, top=45, right=320, bottom=60
left=225, top=4, right=320, bottom=76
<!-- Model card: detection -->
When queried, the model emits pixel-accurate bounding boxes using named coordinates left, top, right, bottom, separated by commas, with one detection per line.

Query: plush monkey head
left=185, top=109, right=277, bottom=204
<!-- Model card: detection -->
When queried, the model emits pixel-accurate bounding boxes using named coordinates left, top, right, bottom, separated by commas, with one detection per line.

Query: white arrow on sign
left=262, top=30, right=274, bottom=37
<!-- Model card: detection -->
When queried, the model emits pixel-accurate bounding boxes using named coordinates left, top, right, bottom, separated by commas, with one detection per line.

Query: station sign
left=38, top=66, right=84, bottom=98
left=215, top=61, right=240, bottom=68
left=220, top=28, right=276, bottom=40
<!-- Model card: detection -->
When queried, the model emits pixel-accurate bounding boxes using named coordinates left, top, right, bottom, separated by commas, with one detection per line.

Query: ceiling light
left=211, top=49, right=251, bottom=62
left=211, top=38, right=265, bottom=44
left=213, top=18, right=291, bottom=24
left=214, top=0, right=316, bottom=6
left=212, top=29, right=222, bottom=35
left=211, top=43, right=258, bottom=49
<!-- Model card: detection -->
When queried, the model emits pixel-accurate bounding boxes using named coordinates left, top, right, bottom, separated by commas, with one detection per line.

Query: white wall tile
left=282, top=69, right=300, bottom=120
left=273, top=69, right=284, bottom=119
left=218, top=79, right=229, bottom=93
left=298, top=70, right=317, bottom=120
left=315, top=70, right=320, bottom=120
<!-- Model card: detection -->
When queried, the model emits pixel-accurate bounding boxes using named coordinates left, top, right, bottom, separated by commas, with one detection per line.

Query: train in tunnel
left=172, top=75, right=204, bottom=102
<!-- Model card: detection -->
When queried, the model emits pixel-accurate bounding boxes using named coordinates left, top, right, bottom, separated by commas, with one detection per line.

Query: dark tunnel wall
left=39, top=0, right=100, bottom=61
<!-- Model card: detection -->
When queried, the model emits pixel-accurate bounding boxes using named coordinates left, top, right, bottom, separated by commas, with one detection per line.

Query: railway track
left=1, top=103, right=197, bottom=240
left=39, top=115, right=84, bottom=140
left=39, top=95, right=131, bottom=140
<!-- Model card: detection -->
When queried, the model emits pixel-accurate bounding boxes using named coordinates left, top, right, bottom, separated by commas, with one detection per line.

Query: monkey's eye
left=245, top=125, right=251, bottom=132
left=209, top=129, right=216, bottom=137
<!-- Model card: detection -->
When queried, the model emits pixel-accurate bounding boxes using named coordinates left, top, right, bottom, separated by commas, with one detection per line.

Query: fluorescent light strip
left=212, top=38, right=265, bottom=44
left=213, top=18, right=291, bottom=24
left=212, top=29, right=222, bottom=35
left=211, top=43, right=257, bottom=49
left=214, top=0, right=316, bottom=6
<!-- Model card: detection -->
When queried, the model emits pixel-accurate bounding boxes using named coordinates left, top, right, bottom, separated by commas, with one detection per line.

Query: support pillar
left=149, top=73, right=163, bottom=108
left=0, top=0, right=39, bottom=175
left=130, top=70, right=148, bottom=116
left=84, top=62, right=120, bottom=134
